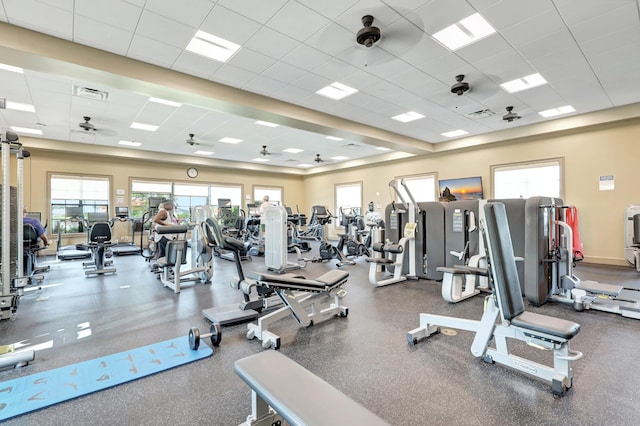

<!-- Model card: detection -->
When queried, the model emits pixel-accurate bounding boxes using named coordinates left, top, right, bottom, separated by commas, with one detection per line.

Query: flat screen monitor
left=87, top=212, right=109, bottom=224
left=217, top=198, right=232, bottom=208
left=115, top=207, right=129, bottom=218
left=438, top=176, right=483, bottom=201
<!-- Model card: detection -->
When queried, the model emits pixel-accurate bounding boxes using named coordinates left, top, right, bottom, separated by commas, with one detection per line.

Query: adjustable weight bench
left=234, top=350, right=389, bottom=426
left=407, top=202, right=583, bottom=396
left=246, top=269, right=349, bottom=349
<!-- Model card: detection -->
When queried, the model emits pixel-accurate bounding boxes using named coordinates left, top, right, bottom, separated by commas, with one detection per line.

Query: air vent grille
left=465, top=109, right=495, bottom=119
left=72, top=86, right=109, bottom=101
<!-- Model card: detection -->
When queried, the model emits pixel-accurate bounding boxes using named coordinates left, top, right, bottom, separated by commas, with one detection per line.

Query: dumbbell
left=188, top=323, right=222, bottom=350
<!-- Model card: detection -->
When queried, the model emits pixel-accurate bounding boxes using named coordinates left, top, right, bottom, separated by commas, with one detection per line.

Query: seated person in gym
left=23, top=208, right=50, bottom=246
left=152, top=199, right=179, bottom=259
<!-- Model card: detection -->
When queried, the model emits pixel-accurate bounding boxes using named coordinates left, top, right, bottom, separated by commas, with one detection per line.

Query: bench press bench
left=234, top=350, right=389, bottom=426
left=246, top=269, right=349, bottom=349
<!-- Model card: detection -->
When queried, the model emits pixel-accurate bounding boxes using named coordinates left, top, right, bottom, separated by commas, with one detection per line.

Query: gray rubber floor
left=1, top=245, right=639, bottom=425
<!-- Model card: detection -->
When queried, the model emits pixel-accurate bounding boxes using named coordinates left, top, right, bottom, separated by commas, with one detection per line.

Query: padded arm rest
left=510, top=311, right=580, bottom=340
left=436, top=266, right=466, bottom=275
left=234, top=351, right=389, bottom=426
left=156, top=225, right=188, bottom=234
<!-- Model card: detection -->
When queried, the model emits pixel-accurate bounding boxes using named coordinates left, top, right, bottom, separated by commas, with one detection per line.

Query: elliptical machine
left=299, top=205, right=354, bottom=267
left=336, top=206, right=370, bottom=258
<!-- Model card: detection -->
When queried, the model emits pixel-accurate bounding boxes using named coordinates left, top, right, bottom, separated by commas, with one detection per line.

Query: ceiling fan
left=260, top=145, right=271, bottom=156
left=502, top=106, right=521, bottom=122
left=186, top=133, right=199, bottom=146
left=76, top=116, right=117, bottom=136
left=314, top=154, right=324, bottom=163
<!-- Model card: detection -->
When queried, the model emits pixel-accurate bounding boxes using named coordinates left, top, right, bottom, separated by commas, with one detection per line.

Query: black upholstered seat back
left=23, top=224, right=40, bottom=248
left=89, top=222, right=112, bottom=243
left=483, top=202, right=525, bottom=320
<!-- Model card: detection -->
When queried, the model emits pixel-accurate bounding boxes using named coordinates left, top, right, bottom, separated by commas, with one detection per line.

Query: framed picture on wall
left=438, top=176, right=483, bottom=202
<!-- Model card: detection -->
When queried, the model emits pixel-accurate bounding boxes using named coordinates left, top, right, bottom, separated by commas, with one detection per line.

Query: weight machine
left=525, top=196, right=640, bottom=319
left=0, top=129, right=36, bottom=367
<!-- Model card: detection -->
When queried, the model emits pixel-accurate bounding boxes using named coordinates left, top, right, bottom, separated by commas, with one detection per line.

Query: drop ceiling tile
left=311, top=58, right=358, bottom=82
left=556, top=0, right=629, bottom=26
left=333, top=0, right=403, bottom=31
left=408, top=0, right=476, bottom=35
left=482, top=0, right=554, bottom=31
left=199, top=5, right=262, bottom=46
left=75, top=0, right=142, bottom=32
left=579, top=24, right=640, bottom=59
left=276, top=84, right=315, bottom=104
left=144, top=0, right=214, bottom=28
left=305, top=22, right=355, bottom=57
left=398, top=35, right=449, bottom=70
left=419, top=52, right=468, bottom=80
left=127, top=34, right=182, bottom=68
left=172, top=51, right=222, bottom=79
left=136, top=10, right=196, bottom=49
left=244, top=28, right=300, bottom=61
left=514, top=29, right=577, bottom=61
left=500, top=9, right=566, bottom=48
left=467, top=0, right=503, bottom=10
left=281, top=44, right=333, bottom=71
left=228, top=48, right=277, bottom=75
left=243, top=75, right=289, bottom=97
left=261, top=62, right=308, bottom=84
left=217, top=0, right=288, bottom=25
left=297, top=0, right=360, bottom=20
left=74, top=17, right=134, bottom=56
left=455, top=34, right=510, bottom=64
left=569, top=2, right=638, bottom=45
left=266, top=1, right=330, bottom=41
left=211, top=64, right=258, bottom=88
left=289, top=72, right=332, bottom=92
left=472, top=50, right=535, bottom=83
left=3, top=0, right=73, bottom=39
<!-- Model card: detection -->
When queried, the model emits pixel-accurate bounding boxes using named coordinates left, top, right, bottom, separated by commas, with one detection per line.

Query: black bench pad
left=511, top=311, right=580, bottom=340
left=248, top=270, right=348, bottom=292
left=234, top=351, right=389, bottom=426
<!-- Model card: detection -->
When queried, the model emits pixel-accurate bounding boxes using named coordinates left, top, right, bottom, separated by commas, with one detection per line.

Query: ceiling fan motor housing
left=451, top=75, right=470, bottom=96
left=357, top=15, right=381, bottom=47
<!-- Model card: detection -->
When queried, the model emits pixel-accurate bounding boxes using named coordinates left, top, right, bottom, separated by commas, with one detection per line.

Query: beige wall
left=304, top=119, right=640, bottom=266
left=9, top=117, right=640, bottom=265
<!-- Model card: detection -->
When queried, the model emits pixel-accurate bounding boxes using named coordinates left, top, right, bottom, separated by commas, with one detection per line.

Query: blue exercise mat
left=0, top=337, right=213, bottom=421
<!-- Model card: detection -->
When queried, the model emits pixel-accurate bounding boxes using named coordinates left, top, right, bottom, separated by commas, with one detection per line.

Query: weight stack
left=0, top=185, right=18, bottom=279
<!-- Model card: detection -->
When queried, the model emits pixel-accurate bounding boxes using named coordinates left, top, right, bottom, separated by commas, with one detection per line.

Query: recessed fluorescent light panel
left=130, top=122, right=159, bottom=132
left=118, top=140, right=141, bottom=147
left=392, top=111, right=425, bottom=123
left=376, top=147, right=392, bottom=151
left=297, top=163, right=313, bottom=168
left=11, top=126, right=42, bottom=135
left=186, top=30, right=240, bottom=63
left=6, top=101, right=35, bottom=112
left=219, top=137, right=243, bottom=144
left=500, top=73, right=547, bottom=93
left=283, top=148, right=303, bottom=154
left=441, top=129, right=469, bottom=138
left=331, top=156, right=349, bottom=161
left=149, top=97, right=182, bottom=107
left=255, top=120, right=279, bottom=127
left=538, top=105, right=575, bottom=118
left=433, top=13, right=496, bottom=51
left=252, top=158, right=269, bottom=162
left=326, top=136, right=343, bottom=141
left=0, top=63, right=24, bottom=73
left=195, top=150, right=214, bottom=155
left=316, top=82, right=358, bottom=100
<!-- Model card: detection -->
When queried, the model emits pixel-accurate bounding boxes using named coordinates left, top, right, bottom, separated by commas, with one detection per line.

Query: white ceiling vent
left=465, top=109, right=495, bottom=119
left=72, top=86, right=109, bottom=101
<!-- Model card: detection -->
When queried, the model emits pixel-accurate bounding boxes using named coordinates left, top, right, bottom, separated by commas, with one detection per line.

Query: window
left=492, top=159, right=562, bottom=199
left=130, top=181, right=172, bottom=219
left=210, top=184, right=242, bottom=208
left=50, top=174, right=110, bottom=234
left=335, top=182, right=362, bottom=228
left=174, top=183, right=209, bottom=221
left=392, top=174, right=437, bottom=203
left=253, top=186, right=282, bottom=208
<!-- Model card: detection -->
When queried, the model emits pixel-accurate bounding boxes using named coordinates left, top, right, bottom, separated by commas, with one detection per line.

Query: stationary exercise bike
left=336, top=206, right=370, bottom=258
left=299, top=206, right=354, bottom=268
